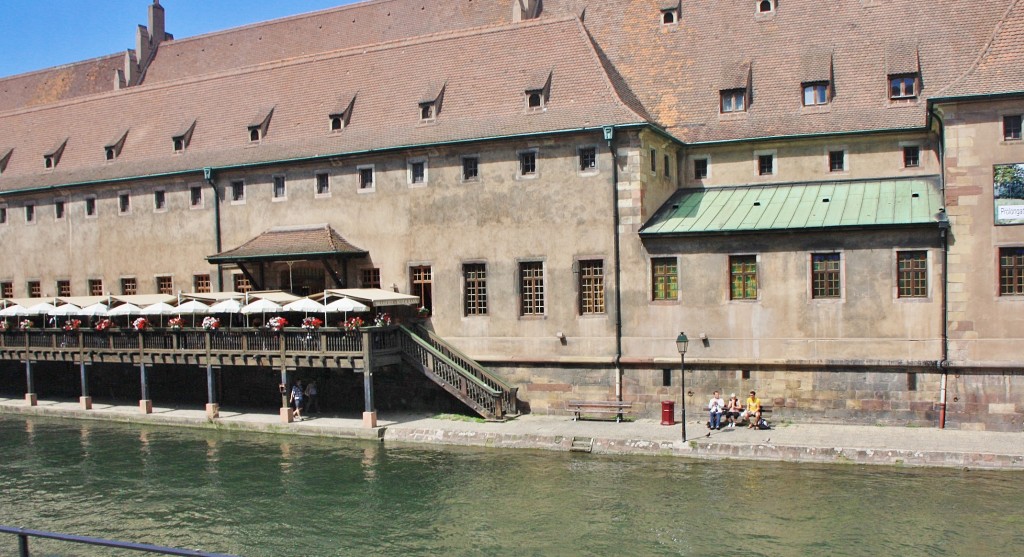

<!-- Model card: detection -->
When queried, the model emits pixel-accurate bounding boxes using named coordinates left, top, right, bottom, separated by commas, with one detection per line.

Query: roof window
left=418, top=82, right=446, bottom=123
left=659, top=1, right=681, bottom=25
left=330, top=94, right=356, bottom=132
left=524, top=70, right=552, bottom=112
left=44, top=139, right=68, bottom=169
left=800, top=49, right=833, bottom=107
left=758, top=0, right=775, bottom=13
left=719, top=61, right=751, bottom=114
left=248, top=107, right=274, bottom=143
left=889, top=74, right=918, bottom=99
left=173, top=120, right=196, bottom=153
left=886, top=42, right=920, bottom=101
left=105, top=130, right=129, bottom=161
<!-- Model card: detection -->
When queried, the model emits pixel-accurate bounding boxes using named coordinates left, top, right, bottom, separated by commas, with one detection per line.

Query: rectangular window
left=519, top=261, right=545, bottom=316
left=230, top=180, right=245, bottom=202
left=694, top=158, right=709, bottom=180
left=88, top=279, right=103, bottom=297
left=193, top=274, right=211, bottom=293
left=28, top=281, right=41, bottom=298
left=802, top=82, right=829, bottom=106
left=463, top=263, right=488, bottom=316
left=0, top=207, right=6, bottom=224
left=462, top=157, right=479, bottom=181
left=758, top=154, right=774, bottom=176
left=316, top=173, right=330, bottom=196
left=650, top=149, right=657, bottom=173
left=664, top=154, right=671, bottom=177
left=720, top=89, right=746, bottom=113
left=85, top=197, right=97, bottom=217
left=889, top=74, right=918, bottom=99
left=358, top=166, right=374, bottom=190
left=25, top=204, right=34, bottom=223
left=730, top=255, right=758, bottom=300
left=156, top=276, right=174, bottom=295
left=578, top=260, right=605, bottom=315
left=361, top=268, right=381, bottom=289
left=120, top=277, right=137, bottom=296
left=829, top=150, right=845, bottom=172
left=273, top=176, right=286, bottom=199
left=897, top=251, right=928, bottom=298
left=57, top=280, right=71, bottom=297
left=55, top=200, right=65, bottom=220
left=812, top=253, right=842, bottom=299
left=190, top=186, right=203, bottom=207
left=1004, top=115, right=1022, bottom=141
left=409, top=160, right=426, bottom=184
left=652, top=257, right=678, bottom=301
left=1, top=282, right=13, bottom=299
left=903, top=145, right=920, bottom=168
left=579, top=147, right=597, bottom=172
left=116, top=193, right=130, bottom=214
left=999, top=247, right=1024, bottom=296
left=519, top=151, right=537, bottom=176
left=233, top=274, right=252, bottom=294
left=411, top=266, right=433, bottom=312
left=154, top=190, right=166, bottom=211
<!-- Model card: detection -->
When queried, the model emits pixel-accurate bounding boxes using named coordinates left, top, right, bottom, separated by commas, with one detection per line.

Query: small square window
left=1, top=282, right=13, bottom=298
left=25, top=204, right=34, bottom=223
left=361, top=268, right=381, bottom=289
left=190, top=186, right=203, bottom=207
left=462, top=156, right=479, bottom=181
left=889, top=74, right=918, bottom=99
left=173, top=137, right=185, bottom=153
left=55, top=200, right=65, bottom=220
left=420, top=103, right=435, bottom=121
left=316, top=173, right=330, bottom=196
left=249, top=127, right=262, bottom=142
left=1004, top=115, right=1022, bottom=141
left=358, top=166, right=375, bottom=191
left=230, top=180, right=245, bottom=202
left=57, top=280, right=71, bottom=297
left=526, top=90, right=545, bottom=110
left=44, top=155, right=55, bottom=169
left=579, top=147, right=597, bottom=172
left=903, top=145, right=920, bottom=168
left=661, top=8, right=678, bottom=24
left=193, top=274, right=211, bottom=293
left=803, top=82, right=829, bottom=106
left=999, top=247, right=1024, bottom=296
left=85, top=197, right=97, bottom=217
left=694, top=158, right=709, bottom=180
left=233, top=274, right=252, bottom=294
left=758, top=154, right=774, bottom=175
left=118, top=193, right=131, bottom=214
left=88, top=279, right=103, bottom=297
left=0, top=207, right=7, bottom=224
left=758, top=0, right=775, bottom=13
left=829, top=150, right=845, bottom=172
left=409, top=160, right=426, bottom=185
left=721, top=89, right=746, bottom=113
left=519, top=151, right=537, bottom=176
left=28, top=281, right=41, bottom=298
left=154, top=190, right=166, bottom=211
left=105, top=147, right=116, bottom=161
left=273, top=176, right=286, bottom=199
left=121, top=277, right=137, bottom=296
left=156, top=276, right=174, bottom=295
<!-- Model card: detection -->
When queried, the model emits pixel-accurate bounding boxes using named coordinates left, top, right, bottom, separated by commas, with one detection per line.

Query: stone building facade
left=1, top=0, right=1022, bottom=430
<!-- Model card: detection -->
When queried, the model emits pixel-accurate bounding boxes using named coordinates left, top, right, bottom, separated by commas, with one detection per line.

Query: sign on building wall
left=994, top=163, right=1024, bottom=225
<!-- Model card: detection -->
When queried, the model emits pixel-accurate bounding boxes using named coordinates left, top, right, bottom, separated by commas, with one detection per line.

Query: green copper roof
left=640, top=176, right=944, bottom=237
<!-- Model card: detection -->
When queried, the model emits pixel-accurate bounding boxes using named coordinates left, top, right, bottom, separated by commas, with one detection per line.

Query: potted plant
left=302, top=317, right=323, bottom=331
left=0, top=320, right=8, bottom=333
left=63, top=319, right=82, bottom=332
left=417, top=306, right=430, bottom=318
left=95, top=318, right=114, bottom=332
left=267, top=316, right=288, bottom=332
left=373, top=312, right=392, bottom=327
left=19, top=319, right=32, bottom=331
left=168, top=317, right=185, bottom=331
left=202, top=316, right=220, bottom=331
left=341, top=316, right=364, bottom=335
left=132, top=317, right=149, bottom=332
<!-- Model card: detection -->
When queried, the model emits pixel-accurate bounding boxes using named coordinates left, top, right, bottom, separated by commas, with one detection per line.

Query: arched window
left=758, top=0, right=774, bottom=13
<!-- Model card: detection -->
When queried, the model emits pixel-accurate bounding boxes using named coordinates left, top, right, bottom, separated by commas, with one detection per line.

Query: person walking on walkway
left=304, top=381, right=320, bottom=415
left=290, top=381, right=305, bottom=421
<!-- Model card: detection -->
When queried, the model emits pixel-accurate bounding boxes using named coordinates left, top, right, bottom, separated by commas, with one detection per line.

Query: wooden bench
left=566, top=400, right=632, bottom=422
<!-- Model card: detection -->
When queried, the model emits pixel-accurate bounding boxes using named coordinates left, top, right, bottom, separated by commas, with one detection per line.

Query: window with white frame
left=118, top=192, right=131, bottom=215
left=273, top=176, right=287, bottom=200
left=408, top=158, right=427, bottom=186
left=154, top=189, right=167, bottom=211
left=315, top=173, right=331, bottom=196
left=230, top=180, right=245, bottom=203
left=518, top=150, right=538, bottom=178
left=357, top=165, right=375, bottom=192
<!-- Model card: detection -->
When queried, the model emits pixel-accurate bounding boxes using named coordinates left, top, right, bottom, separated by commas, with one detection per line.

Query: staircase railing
left=395, top=326, right=516, bottom=420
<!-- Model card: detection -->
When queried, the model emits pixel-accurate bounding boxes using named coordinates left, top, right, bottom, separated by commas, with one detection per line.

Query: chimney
left=149, top=0, right=166, bottom=45
left=512, top=0, right=541, bottom=22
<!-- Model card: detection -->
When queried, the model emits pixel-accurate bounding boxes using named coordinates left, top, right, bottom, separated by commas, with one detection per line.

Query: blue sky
left=0, top=1, right=357, bottom=78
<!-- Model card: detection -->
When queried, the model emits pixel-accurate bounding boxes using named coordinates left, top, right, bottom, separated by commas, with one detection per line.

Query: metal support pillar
left=139, top=363, right=152, bottom=414
left=24, top=360, right=37, bottom=406
left=79, top=362, right=92, bottom=410
left=205, top=363, right=219, bottom=419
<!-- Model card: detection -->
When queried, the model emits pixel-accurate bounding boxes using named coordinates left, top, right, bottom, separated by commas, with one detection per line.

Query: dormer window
left=105, top=147, right=116, bottom=160
left=43, top=139, right=68, bottom=170
left=330, top=94, right=356, bottom=132
left=803, top=82, right=830, bottom=106
left=661, top=9, right=677, bottom=24
left=0, top=148, right=12, bottom=175
left=526, top=90, right=544, bottom=110
left=248, top=107, right=274, bottom=143
left=104, top=130, right=129, bottom=162
left=889, top=74, right=918, bottom=99
left=758, top=0, right=775, bottom=13
left=524, top=70, right=552, bottom=113
left=418, top=82, right=446, bottom=123
left=721, top=89, right=747, bottom=113
left=172, top=120, right=196, bottom=153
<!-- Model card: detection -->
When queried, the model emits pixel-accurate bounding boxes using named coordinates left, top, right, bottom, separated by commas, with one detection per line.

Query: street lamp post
left=676, top=332, right=689, bottom=442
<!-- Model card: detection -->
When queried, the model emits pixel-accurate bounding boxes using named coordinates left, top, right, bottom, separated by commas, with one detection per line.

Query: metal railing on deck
left=0, top=525, right=237, bottom=557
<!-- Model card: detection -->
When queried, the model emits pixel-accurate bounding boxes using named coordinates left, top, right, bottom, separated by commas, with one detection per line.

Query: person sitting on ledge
left=725, top=394, right=743, bottom=428
left=708, top=390, right=725, bottom=430
left=745, top=390, right=762, bottom=429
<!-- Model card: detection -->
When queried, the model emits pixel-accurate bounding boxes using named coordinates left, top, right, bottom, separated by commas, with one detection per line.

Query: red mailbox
left=661, top=401, right=676, bottom=425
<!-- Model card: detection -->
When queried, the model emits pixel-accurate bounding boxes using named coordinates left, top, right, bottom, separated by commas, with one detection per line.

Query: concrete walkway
left=2, top=397, right=1022, bottom=470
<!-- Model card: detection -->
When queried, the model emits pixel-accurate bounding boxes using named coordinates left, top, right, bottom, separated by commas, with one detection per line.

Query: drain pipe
left=930, top=109, right=950, bottom=429
left=604, top=126, right=624, bottom=402
left=204, top=167, right=225, bottom=292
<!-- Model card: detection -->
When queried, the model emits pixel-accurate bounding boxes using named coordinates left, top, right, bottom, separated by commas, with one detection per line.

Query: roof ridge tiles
left=0, top=51, right=125, bottom=83
left=934, top=0, right=1022, bottom=98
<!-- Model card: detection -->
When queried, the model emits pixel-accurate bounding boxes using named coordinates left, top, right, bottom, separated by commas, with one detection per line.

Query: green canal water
left=1, top=415, right=1021, bottom=557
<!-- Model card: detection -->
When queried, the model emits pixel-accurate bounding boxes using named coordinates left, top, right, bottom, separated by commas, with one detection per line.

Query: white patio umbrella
left=283, top=298, right=328, bottom=313
left=107, top=303, right=143, bottom=327
left=324, top=297, right=369, bottom=313
left=241, top=298, right=282, bottom=314
left=50, top=303, right=82, bottom=316
left=141, top=302, right=177, bottom=327
left=0, top=304, right=29, bottom=317
left=175, top=299, right=211, bottom=326
left=208, top=298, right=242, bottom=313
left=26, top=302, right=58, bottom=315
left=78, top=303, right=109, bottom=317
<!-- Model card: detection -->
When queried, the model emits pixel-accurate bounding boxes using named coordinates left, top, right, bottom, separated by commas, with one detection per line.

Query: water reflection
left=1, top=415, right=1022, bottom=557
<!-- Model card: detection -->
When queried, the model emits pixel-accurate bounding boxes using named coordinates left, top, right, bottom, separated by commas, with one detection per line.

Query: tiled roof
left=640, top=176, right=944, bottom=236
left=141, top=0, right=512, bottom=85
left=937, top=0, right=1024, bottom=98
left=208, top=224, right=366, bottom=262
left=0, top=17, right=645, bottom=192
left=0, top=54, right=124, bottom=113
left=543, top=0, right=1015, bottom=142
